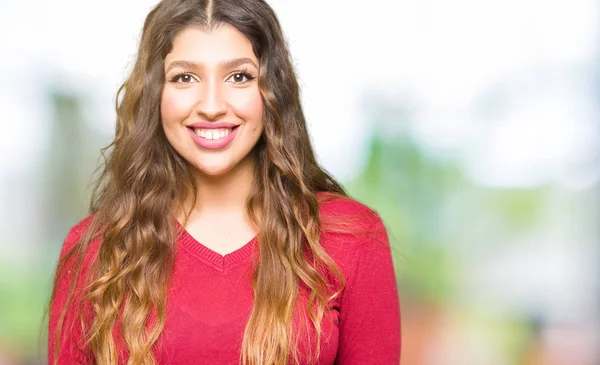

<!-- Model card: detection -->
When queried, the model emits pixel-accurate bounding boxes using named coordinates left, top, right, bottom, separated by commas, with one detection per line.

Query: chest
left=181, top=214, right=258, bottom=256
left=152, top=250, right=340, bottom=365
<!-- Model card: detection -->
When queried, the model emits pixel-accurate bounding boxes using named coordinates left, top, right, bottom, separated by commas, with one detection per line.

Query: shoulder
left=65, top=215, right=95, bottom=241
left=59, top=214, right=98, bottom=258
left=316, top=192, right=385, bottom=232
left=315, top=192, right=389, bottom=261
left=314, top=193, right=395, bottom=299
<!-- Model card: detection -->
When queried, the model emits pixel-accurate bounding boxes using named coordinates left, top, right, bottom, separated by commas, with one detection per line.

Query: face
left=161, top=24, right=264, bottom=178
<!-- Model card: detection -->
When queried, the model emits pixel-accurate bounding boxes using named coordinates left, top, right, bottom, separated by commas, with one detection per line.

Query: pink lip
left=187, top=125, right=239, bottom=150
left=187, top=121, right=240, bottom=129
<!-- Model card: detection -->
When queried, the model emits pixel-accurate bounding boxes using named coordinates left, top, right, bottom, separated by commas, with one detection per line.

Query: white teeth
left=194, top=128, right=232, bottom=140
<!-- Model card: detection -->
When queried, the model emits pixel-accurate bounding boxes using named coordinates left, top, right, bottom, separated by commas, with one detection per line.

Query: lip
left=187, top=121, right=240, bottom=129
left=187, top=125, right=239, bottom=150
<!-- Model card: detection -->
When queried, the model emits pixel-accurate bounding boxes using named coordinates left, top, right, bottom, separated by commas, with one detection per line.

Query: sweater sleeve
left=334, top=214, right=401, bottom=365
left=48, top=219, right=95, bottom=365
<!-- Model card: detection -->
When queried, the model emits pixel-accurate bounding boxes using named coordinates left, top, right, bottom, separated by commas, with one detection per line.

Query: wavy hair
left=48, top=0, right=355, bottom=364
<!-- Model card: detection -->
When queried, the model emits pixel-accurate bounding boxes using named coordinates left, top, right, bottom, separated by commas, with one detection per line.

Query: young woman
left=47, top=0, right=401, bottom=364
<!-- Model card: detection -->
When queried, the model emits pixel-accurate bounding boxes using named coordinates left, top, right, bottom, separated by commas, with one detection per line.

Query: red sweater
left=48, top=197, right=401, bottom=364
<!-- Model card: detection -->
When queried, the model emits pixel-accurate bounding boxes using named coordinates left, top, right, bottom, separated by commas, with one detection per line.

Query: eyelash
left=169, top=69, right=256, bottom=85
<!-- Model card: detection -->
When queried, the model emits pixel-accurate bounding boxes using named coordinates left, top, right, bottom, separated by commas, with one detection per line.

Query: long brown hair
left=49, top=0, right=357, bottom=364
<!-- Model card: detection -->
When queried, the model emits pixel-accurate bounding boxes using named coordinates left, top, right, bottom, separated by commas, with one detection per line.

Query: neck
left=184, top=153, right=256, bottom=218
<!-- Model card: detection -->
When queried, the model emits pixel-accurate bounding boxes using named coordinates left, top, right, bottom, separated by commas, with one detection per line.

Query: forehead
left=165, top=24, right=257, bottom=67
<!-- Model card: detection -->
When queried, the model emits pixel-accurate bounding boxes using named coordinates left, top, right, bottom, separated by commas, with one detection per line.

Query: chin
left=191, top=161, right=236, bottom=177
left=195, top=166, right=231, bottom=177
left=186, top=149, right=257, bottom=179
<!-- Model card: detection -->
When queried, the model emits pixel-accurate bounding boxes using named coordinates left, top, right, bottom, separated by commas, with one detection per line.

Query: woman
left=47, top=0, right=401, bottom=364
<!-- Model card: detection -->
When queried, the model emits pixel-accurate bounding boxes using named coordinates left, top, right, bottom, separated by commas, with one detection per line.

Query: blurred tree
left=42, top=87, right=109, bottom=245
left=0, top=87, right=107, bottom=364
left=43, top=91, right=91, bottom=244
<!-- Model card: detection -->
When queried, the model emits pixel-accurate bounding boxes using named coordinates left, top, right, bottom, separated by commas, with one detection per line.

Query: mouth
left=186, top=125, right=240, bottom=140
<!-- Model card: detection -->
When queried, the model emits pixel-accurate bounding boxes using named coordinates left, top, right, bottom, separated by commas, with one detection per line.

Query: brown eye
left=233, top=73, right=246, bottom=83
left=227, top=71, right=255, bottom=85
left=170, top=73, right=196, bottom=83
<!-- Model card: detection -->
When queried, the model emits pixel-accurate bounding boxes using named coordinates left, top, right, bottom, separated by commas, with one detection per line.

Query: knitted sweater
left=48, top=196, right=401, bottom=364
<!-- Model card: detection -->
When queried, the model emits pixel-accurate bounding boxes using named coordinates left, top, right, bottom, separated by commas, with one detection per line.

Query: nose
left=195, top=78, right=227, bottom=120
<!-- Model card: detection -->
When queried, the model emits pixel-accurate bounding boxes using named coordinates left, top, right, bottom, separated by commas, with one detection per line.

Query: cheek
left=161, top=88, right=196, bottom=124
left=230, top=90, right=264, bottom=131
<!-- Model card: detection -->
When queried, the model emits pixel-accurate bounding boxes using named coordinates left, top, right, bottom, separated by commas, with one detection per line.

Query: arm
left=48, top=220, right=95, bottom=365
left=335, top=214, right=401, bottom=365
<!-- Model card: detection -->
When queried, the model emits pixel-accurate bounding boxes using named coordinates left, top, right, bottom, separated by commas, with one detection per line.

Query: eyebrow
left=165, top=57, right=258, bottom=73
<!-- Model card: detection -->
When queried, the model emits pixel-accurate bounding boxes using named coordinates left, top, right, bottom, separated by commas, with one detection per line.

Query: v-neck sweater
left=48, top=196, right=401, bottom=365
left=177, top=225, right=258, bottom=272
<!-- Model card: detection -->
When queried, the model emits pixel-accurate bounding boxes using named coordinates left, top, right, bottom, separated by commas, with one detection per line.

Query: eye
left=227, top=71, right=256, bottom=85
left=170, top=73, right=197, bottom=84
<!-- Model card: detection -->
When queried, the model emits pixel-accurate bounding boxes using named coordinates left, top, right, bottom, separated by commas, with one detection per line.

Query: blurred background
left=0, top=0, right=598, bottom=364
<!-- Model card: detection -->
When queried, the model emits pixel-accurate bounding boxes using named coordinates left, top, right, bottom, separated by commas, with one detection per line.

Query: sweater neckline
left=175, top=220, right=258, bottom=272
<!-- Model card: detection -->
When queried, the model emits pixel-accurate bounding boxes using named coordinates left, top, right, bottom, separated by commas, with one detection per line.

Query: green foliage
left=0, top=255, right=55, bottom=359
left=345, top=132, right=463, bottom=304
left=345, top=128, right=547, bottom=305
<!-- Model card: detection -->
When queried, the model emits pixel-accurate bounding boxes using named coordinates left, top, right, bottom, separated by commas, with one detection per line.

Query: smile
left=193, top=127, right=235, bottom=140
left=187, top=125, right=240, bottom=150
